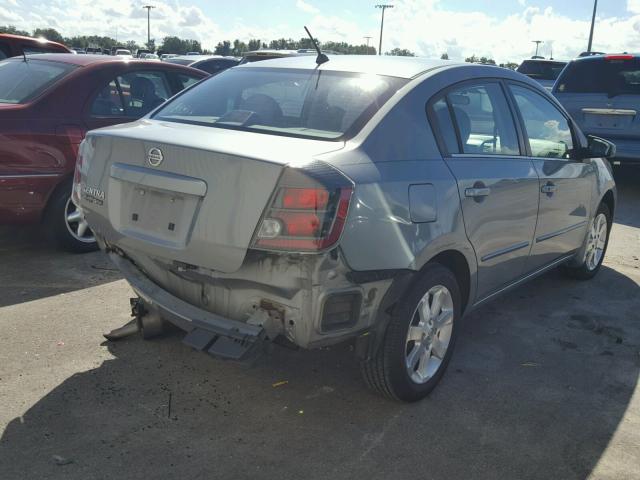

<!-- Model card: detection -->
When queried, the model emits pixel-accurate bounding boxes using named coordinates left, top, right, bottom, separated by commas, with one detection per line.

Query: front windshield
left=152, top=67, right=407, bottom=140
left=0, top=59, right=76, bottom=104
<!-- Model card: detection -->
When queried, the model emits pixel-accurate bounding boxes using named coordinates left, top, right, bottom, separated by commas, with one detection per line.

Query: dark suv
left=554, top=54, right=640, bottom=165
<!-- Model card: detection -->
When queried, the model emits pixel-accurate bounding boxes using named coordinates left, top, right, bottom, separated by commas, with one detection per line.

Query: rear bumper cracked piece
left=109, top=252, right=267, bottom=361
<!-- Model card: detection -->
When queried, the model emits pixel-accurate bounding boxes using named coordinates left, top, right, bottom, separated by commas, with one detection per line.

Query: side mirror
left=582, top=135, right=616, bottom=159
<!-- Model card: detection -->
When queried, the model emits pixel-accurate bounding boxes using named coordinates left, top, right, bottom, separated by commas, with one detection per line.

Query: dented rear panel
left=78, top=119, right=344, bottom=273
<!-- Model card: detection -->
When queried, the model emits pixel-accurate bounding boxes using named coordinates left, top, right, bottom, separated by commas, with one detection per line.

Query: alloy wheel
left=585, top=213, right=607, bottom=271
left=64, top=198, right=95, bottom=243
left=404, top=285, right=454, bottom=384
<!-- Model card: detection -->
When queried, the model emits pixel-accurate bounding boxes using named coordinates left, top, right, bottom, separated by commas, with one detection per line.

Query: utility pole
left=363, top=36, right=372, bottom=54
left=143, top=5, right=155, bottom=49
left=376, top=4, right=394, bottom=56
left=587, top=0, right=598, bottom=53
left=532, top=40, right=543, bottom=57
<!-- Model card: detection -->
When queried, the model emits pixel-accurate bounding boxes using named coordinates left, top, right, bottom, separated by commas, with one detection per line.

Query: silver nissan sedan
left=75, top=55, right=616, bottom=401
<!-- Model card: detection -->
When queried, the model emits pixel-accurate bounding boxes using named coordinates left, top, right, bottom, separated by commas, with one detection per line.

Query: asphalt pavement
left=1, top=168, right=639, bottom=480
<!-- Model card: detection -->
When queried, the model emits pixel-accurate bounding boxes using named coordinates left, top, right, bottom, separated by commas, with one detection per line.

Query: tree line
left=0, top=24, right=519, bottom=66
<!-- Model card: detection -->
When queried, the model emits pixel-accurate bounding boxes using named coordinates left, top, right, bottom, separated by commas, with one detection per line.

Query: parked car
left=76, top=56, right=616, bottom=401
left=114, top=49, right=133, bottom=59
left=0, top=54, right=206, bottom=251
left=141, top=53, right=160, bottom=61
left=516, top=58, right=567, bottom=90
left=164, top=55, right=239, bottom=75
left=554, top=53, right=640, bottom=165
left=0, top=33, right=71, bottom=60
left=135, top=49, right=152, bottom=59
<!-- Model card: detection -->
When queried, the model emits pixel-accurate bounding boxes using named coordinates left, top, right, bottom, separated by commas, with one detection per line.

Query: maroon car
left=0, top=54, right=207, bottom=251
left=0, top=33, right=71, bottom=60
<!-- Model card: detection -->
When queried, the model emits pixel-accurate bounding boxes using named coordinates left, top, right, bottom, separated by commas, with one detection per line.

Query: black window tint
left=516, top=60, right=567, bottom=81
left=510, top=85, right=574, bottom=159
left=447, top=83, right=519, bottom=155
left=557, top=58, right=640, bottom=95
left=196, top=59, right=237, bottom=75
left=432, top=98, right=459, bottom=154
left=90, top=80, right=125, bottom=117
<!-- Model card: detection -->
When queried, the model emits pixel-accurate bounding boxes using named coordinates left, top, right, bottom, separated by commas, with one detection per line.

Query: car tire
left=46, top=180, right=98, bottom=253
left=361, top=263, right=461, bottom=402
left=561, top=203, right=611, bottom=280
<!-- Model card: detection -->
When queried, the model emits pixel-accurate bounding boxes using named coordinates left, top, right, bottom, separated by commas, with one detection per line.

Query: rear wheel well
left=424, top=250, right=471, bottom=314
left=601, top=190, right=615, bottom=218
left=41, top=175, right=72, bottom=223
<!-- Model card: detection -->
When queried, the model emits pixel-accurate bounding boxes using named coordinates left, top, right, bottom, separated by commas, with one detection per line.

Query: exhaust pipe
left=103, top=297, right=166, bottom=341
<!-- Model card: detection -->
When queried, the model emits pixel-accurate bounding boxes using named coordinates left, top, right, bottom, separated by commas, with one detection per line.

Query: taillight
left=252, top=164, right=353, bottom=252
left=605, top=54, right=634, bottom=61
left=71, top=140, right=86, bottom=206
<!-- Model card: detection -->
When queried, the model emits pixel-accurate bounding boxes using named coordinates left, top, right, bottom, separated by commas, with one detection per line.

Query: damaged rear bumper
left=110, top=252, right=267, bottom=361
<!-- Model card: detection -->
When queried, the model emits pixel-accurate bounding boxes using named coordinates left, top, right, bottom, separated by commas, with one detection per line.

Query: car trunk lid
left=80, top=119, right=344, bottom=273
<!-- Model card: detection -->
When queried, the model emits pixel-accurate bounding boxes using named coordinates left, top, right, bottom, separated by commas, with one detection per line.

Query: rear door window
left=0, top=59, right=76, bottom=104
left=509, top=85, right=574, bottom=159
left=90, top=80, right=125, bottom=117
left=556, top=57, right=640, bottom=95
left=116, top=71, right=171, bottom=117
left=441, top=83, right=520, bottom=156
left=431, top=98, right=460, bottom=154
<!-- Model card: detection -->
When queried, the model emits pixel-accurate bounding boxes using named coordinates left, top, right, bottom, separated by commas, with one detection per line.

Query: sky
left=0, top=0, right=639, bottom=62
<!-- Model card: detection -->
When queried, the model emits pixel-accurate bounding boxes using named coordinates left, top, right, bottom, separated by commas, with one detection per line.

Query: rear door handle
left=541, top=183, right=557, bottom=194
left=465, top=187, right=491, bottom=198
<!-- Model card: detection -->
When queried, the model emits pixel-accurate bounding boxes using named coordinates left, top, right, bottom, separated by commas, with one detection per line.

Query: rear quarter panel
left=323, top=67, right=480, bottom=299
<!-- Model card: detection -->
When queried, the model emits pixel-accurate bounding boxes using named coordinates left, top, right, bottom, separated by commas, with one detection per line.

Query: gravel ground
left=0, top=168, right=639, bottom=480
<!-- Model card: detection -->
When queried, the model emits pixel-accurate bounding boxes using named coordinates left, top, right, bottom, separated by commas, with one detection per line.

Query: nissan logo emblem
left=147, top=147, right=164, bottom=167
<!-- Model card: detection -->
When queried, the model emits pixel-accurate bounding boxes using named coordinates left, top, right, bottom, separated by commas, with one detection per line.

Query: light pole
left=587, top=0, right=598, bottom=53
left=532, top=40, right=543, bottom=57
left=376, top=4, right=394, bottom=56
left=364, top=35, right=372, bottom=54
left=143, top=5, right=155, bottom=49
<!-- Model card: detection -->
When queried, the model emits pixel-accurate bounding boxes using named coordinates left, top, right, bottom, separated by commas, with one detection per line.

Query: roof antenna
left=22, top=51, right=28, bottom=63
left=304, top=26, right=328, bottom=65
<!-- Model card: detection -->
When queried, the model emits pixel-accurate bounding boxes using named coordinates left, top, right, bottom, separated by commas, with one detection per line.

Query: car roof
left=169, top=55, right=236, bottom=62
left=2, top=53, right=208, bottom=75
left=0, top=33, right=67, bottom=48
left=236, top=54, right=463, bottom=79
left=520, top=58, right=567, bottom=64
left=570, top=53, right=640, bottom=64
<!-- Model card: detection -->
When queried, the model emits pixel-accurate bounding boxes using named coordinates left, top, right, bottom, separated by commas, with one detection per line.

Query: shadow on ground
left=1, top=264, right=638, bottom=480
left=0, top=226, right=121, bottom=308
left=612, top=166, right=640, bottom=228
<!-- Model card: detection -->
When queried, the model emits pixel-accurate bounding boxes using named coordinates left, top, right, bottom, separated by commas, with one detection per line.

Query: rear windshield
left=0, top=59, right=76, bottom=104
left=517, top=60, right=567, bottom=80
left=153, top=67, right=407, bottom=140
left=556, top=57, right=640, bottom=95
